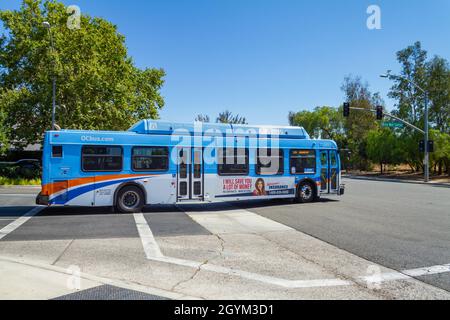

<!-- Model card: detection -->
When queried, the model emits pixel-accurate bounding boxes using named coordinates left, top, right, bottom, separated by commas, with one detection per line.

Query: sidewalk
left=0, top=256, right=195, bottom=300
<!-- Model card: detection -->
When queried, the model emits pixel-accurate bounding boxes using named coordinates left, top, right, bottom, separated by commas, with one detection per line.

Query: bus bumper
left=319, top=184, right=345, bottom=197
left=338, top=184, right=345, bottom=196
left=36, top=193, right=49, bottom=206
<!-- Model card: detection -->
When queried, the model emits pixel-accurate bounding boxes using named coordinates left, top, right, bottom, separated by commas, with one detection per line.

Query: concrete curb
left=343, top=175, right=450, bottom=187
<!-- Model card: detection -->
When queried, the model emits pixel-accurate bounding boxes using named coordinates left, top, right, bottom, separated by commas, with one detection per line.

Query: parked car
left=15, top=159, right=41, bottom=179
left=0, top=159, right=41, bottom=179
left=15, top=159, right=41, bottom=170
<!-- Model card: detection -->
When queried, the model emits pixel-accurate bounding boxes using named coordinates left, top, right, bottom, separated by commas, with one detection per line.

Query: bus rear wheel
left=296, top=181, right=315, bottom=203
left=116, top=186, right=145, bottom=213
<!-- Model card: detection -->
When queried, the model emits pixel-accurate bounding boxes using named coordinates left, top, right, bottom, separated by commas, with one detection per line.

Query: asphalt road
left=239, top=178, right=450, bottom=292
left=0, top=179, right=449, bottom=298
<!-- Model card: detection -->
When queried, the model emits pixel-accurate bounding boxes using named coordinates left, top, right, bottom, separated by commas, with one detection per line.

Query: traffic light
left=428, top=140, right=434, bottom=153
left=343, top=103, right=350, bottom=117
left=419, top=140, right=435, bottom=153
left=419, top=140, right=425, bottom=153
left=376, top=106, right=383, bottom=120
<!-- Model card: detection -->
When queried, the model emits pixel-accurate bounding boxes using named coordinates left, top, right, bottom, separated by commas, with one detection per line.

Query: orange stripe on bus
left=42, top=174, right=152, bottom=196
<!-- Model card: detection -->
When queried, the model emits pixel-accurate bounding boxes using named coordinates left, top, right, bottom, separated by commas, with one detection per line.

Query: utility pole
left=424, top=95, right=429, bottom=182
left=43, top=21, right=57, bottom=131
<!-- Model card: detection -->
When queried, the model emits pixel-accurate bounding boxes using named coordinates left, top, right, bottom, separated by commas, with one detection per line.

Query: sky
left=1, top=0, right=449, bottom=126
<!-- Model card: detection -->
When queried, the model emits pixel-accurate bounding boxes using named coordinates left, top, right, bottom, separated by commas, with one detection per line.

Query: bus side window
left=290, top=149, right=316, bottom=174
left=132, top=147, right=169, bottom=172
left=256, top=148, right=284, bottom=175
left=217, top=148, right=249, bottom=176
left=52, top=146, right=63, bottom=158
left=81, top=146, right=123, bottom=172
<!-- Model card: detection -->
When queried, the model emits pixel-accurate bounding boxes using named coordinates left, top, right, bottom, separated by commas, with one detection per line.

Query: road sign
left=381, top=121, right=404, bottom=129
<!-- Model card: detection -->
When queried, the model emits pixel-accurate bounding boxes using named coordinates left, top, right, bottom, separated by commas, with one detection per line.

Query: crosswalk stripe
left=0, top=207, right=44, bottom=240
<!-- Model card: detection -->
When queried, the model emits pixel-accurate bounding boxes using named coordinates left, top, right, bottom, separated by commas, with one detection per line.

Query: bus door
left=177, top=147, right=204, bottom=200
left=319, top=150, right=339, bottom=193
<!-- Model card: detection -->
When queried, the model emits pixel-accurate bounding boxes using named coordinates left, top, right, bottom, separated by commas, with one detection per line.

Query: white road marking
left=133, top=210, right=351, bottom=288
left=0, top=206, right=44, bottom=241
left=360, top=264, right=450, bottom=283
left=186, top=208, right=293, bottom=234
left=134, top=208, right=450, bottom=290
left=150, top=256, right=352, bottom=289
left=133, top=213, right=163, bottom=258
left=199, top=263, right=352, bottom=288
left=404, top=264, right=450, bottom=277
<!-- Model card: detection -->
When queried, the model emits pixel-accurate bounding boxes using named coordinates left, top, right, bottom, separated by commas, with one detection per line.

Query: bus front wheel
left=116, top=186, right=145, bottom=213
left=296, top=181, right=315, bottom=203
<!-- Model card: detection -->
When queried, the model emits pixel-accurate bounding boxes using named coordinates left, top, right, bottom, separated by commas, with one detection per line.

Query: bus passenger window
left=256, top=149, right=284, bottom=175
left=132, top=147, right=169, bottom=172
left=82, top=146, right=123, bottom=172
left=217, top=148, right=249, bottom=176
left=290, top=150, right=316, bottom=174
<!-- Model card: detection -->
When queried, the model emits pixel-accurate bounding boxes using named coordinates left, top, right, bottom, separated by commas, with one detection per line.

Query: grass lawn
left=0, top=177, right=41, bottom=186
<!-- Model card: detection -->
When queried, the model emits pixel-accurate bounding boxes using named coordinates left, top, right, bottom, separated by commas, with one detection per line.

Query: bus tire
left=116, top=186, right=145, bottom=213
left=296, top=181, right=315, bottom=203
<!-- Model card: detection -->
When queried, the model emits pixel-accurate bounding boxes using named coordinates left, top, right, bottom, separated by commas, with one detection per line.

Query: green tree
left=388, top=42, right=450, bottom=174
left=288, top=106, right=345, bottom=144
left=216, top=110, right=247, bottom=124
left=366, top=128, right=404, bottom=174
left=0, top=108, right=8, bottom=154
left=388, top=41, right=428, bottom=125
left=195, top=114, right=210, bottom=123
left=340, top=75, right=379, bottom=170
left=426, top=56, right=450, bottom=133
left=429, top=129, right=450, bottom=175
left=398, top=133, right=424, bottom=173
left=0, top=0, right=165, bottom=148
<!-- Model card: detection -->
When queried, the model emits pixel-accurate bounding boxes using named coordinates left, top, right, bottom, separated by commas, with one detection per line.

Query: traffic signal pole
left=345, top=105, right=429, bottom=182
left=379, top=71, right=430, bottom=183
left=424, top=95, right=430, bottom=182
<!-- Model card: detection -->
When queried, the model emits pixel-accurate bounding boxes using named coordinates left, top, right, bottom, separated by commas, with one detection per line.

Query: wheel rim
left=300, top=184, right=313, bottom=201
left=121, top=191, right=140, bottom=209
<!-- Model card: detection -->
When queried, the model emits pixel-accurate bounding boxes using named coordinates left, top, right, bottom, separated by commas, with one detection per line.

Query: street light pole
left=380, top=71, right=430, bottom=183
left=43, top=21, right=57, bottom=131
left=424, top=94, right=429, bottom=182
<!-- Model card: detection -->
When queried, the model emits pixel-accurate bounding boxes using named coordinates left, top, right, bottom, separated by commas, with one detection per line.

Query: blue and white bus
left=36, top=120, right=344, bottom=213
